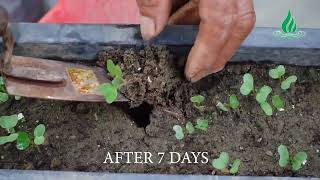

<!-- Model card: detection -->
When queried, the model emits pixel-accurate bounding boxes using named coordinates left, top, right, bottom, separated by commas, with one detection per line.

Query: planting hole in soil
left=1, top=45, right=320, bottom=177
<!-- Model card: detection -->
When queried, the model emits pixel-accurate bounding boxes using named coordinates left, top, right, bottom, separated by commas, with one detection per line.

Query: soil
left=1, top=46, right=320, bottom=176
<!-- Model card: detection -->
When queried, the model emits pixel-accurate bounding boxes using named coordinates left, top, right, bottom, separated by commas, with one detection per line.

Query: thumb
left=136, top=0, right=171, bottom=40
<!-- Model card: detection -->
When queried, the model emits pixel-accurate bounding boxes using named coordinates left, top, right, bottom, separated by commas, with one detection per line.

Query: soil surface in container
left=1, top=46, right=320, bottom=176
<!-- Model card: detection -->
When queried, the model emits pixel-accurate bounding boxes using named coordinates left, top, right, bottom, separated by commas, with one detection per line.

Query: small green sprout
left=34, top=124, right=46, bottom=145
left=212, top=152, right=241, bottom=174
left=260, top=102, right=273, bottom=116
left=278, top=145, right=307, bottom=171
left=186, top=122, right=195, bottom=135
left=0, top=113, right=46, bottom=150
left=256, top=86, right=272, bottom=104
left=272, top=95, right=285, bottom=111
left=269, top=65, right=286, bottom=79
left=173, top=125, right=184, bottom=140
left=99, top=59, right=126, bottom=104
left=15, top=96, right=22, bottom=101
left=240, top=73, right=254, bottom=96
left=217, top=94, right=240, bottom=112
left=216, top=102, right=229, bottom=112
left=281, top=75, right=297, bottom=90
left=229, top=94, right=240, bottom=109
left=255, top=86, right=273, bottom=116
left=190, top=95, right=205, bottom=112
left=0, top=77, right=9, bottom=103
left=195, top=118, right=208, bottom=131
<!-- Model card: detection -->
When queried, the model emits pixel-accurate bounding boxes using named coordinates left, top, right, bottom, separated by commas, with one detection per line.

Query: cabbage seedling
left=195, top=118, right=208, bottom=131
left=186, top=122, right=195, bottom=135
left=34, top=124, right=46, bottom=145
left=278, top=144, right=308, bottom=171
left=281, top=75, right=297, bottom=90
left=0, top=77, right=9, bottom=103
left=99, top=59, right=126, bottom=104
left=269, top=66, right=297, bottom=91
left=216, top=94, right=240, bottom=112
left=269, top=65, right=286, bottom=79
left=240, top=73, right=254, bottom=96
left=212, top=152, right=241, bottom=174
left=255, top=86, right=273, bottom=116
left=0, top=113, right=47, bottom=150
left=272, top=95, right=285, bottom=111
left=173, top=125, right=184, bottom=140
left=190, top=95, right=205, bottom=112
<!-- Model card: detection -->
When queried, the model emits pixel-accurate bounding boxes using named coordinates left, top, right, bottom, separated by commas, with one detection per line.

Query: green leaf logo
left=282, top=10, right=297, bottom=33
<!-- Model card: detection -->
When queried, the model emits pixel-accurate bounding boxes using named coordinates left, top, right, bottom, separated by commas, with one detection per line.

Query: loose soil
left=1, top=46, right=320, bottom=176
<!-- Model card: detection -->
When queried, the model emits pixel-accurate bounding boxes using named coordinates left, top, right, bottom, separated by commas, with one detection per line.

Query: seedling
left=278, top=144, right=307, bottom=171
left=269, top=65, right=297, bottom=91
left=195, top=118, right=208, bottom=131
left=173, top=119, right=208, bottom=140
left=186, top=122, right=195, bottom=135
left=212, top=152, right=241, bottom=174
left=216, top=94, right=240, bottom=112
left=272, top=95, right=285, bottom=111
left=190, top=95, right=205, bottom=112
left=0, top=77, right=9, bottom=103
left=173, top=125, right=184, bottom=140
left=240, top=73, right=254, bottom=96
left=99, top=59, right=126, bottom=104
left=256, top=86, right=273, bottom=116
left=0, top=113, right=46, bottom=150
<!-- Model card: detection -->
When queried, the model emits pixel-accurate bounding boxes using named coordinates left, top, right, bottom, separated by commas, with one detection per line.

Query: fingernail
left=140, top=16, right=156, bottom=40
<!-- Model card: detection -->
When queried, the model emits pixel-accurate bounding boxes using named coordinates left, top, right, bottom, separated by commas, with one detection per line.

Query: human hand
left=136, top=0, right=256, bottom=82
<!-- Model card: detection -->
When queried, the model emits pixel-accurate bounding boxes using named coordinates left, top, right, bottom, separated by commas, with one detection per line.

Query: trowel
left=0, top=7, right=127, bottom=102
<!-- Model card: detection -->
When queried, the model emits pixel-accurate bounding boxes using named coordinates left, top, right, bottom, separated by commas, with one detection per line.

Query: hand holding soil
left=136, top=0, right=256, bottom=82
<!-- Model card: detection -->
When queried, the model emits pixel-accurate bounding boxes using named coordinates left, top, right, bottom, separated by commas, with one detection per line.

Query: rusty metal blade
left=4, top=56, right=128, bottom=102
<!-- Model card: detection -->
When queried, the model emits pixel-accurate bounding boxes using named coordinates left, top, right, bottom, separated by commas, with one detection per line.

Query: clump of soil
left=0, top=46, right=320, bottom=176
left=97, top=46, right=196, bottom=108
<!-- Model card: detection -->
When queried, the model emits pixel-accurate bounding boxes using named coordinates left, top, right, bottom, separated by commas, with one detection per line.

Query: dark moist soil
left=1, top=46, right=320, bottom=176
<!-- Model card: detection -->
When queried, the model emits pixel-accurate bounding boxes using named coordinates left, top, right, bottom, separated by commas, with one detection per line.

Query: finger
left=185, top=0, right=237, bottom=82
left=213, top=0, right=255, bottom=71
left=169, top=0, right=200, bottom=25
left=136, top=0, right=172, bottom=40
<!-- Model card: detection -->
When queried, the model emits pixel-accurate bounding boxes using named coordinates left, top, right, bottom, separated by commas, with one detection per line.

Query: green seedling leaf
left=240, top=73, right=254, bottom=96
left=272, top=95, right=285, bottom=111
left=107, top=59, right=122, bottom=78
left=15, top=96, right=22, bottom=101
left=260, top=101, right=273, bottom=116
left=278, top=145, right=290, bottom=168
left=195, top=106, right=205, bottom=112
left=186, top=122, right=195, bottom=135
left=216, top=102, right=229, bottom=112
left=112, top=76, right=125, bottom=89
left=34, top=136, right=45, bottom=145
left=0, top=115, right=19, bottom=129
left=292, top=152, right=307, bottom=171
left=269, top=65, right=286, bottom=79
left=34, top=124, right=46, bottom=137
left=0, top=77, right=4, bottom=85
left=0, top=92, right=9, bottom=103
left=230, top=159, right=241, bottom=174
left=173, top=125, right=184, bottom=140
left=190, top=95, right=205, bottom=104
left=16, top=132, right=31, bottom=150
left=229, top=94, right=240, bottom=109
left=281, top=75, right=297, bottom=90
left=195, top=118, right=209, bottom=131
left=0, top=133, right=18, bottom=145
left=256, top=86, right=272, bottom=104
left=212, top=152, right=229, bottom=170
left=99, top=83, right=118, bottom=104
